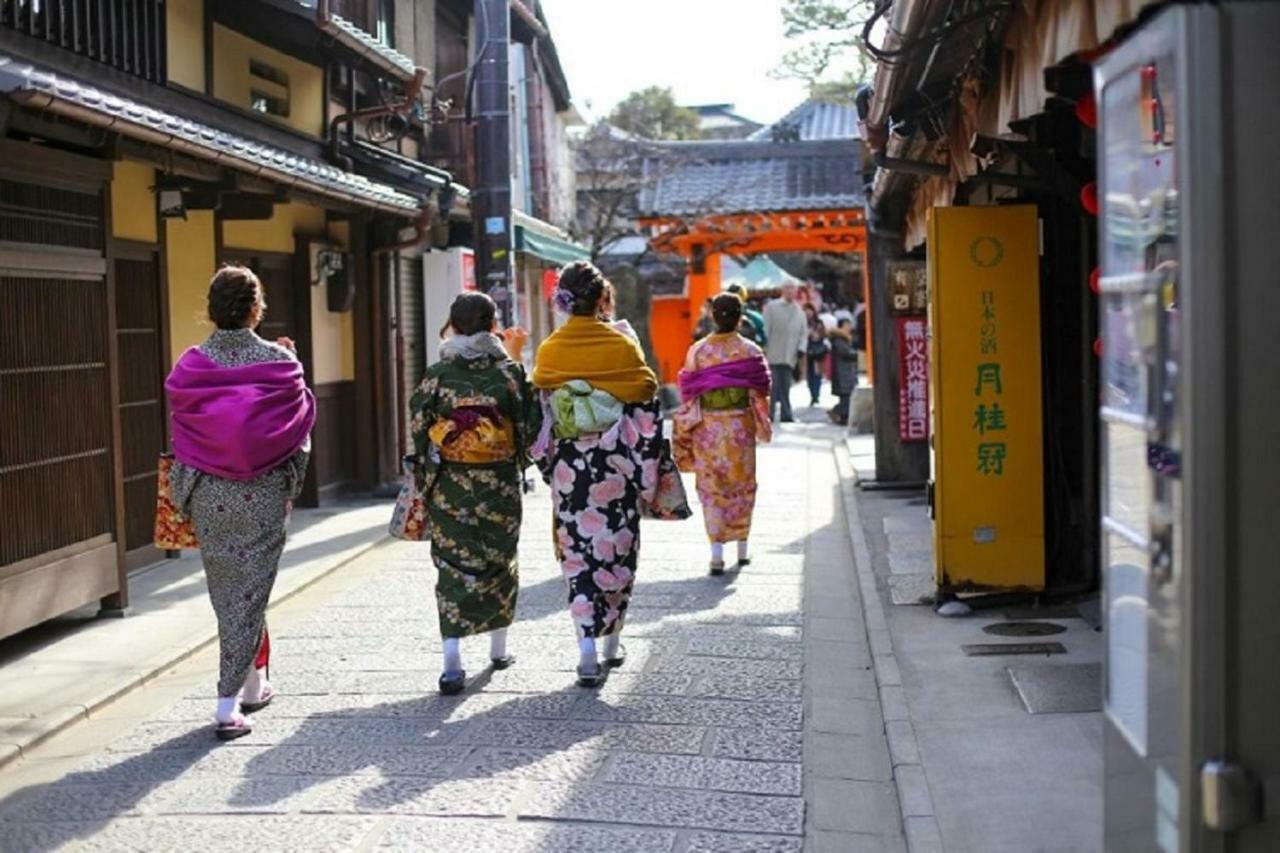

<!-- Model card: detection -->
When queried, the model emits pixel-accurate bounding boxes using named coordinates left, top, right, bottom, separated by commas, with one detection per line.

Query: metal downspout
left=866, top=0, right=933, bottom=132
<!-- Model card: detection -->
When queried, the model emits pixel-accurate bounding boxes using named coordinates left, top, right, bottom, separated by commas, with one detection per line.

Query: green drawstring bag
left=550, top=380, right=624, bottom=439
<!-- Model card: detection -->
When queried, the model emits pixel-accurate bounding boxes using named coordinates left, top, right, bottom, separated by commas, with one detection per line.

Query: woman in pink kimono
left=673, top=293, right=773, bottom=575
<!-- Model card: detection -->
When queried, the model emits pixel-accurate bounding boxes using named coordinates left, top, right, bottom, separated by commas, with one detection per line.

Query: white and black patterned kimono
left=169, top=329, right=310, bottom=698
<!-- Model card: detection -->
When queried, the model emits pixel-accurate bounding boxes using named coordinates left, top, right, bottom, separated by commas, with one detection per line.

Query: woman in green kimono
left=409, top=292, right=540, bottom=695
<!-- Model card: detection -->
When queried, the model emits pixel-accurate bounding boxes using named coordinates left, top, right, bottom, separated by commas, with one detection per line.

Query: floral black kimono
left=409, top=338, right=540, bottom=639
left=538, top=399, right=687, bottom=639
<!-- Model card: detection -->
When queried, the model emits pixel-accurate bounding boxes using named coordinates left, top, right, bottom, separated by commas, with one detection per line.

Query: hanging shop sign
left=888, top=260, right=928, bottom=314
left=897, top=315, right=929, bottom=442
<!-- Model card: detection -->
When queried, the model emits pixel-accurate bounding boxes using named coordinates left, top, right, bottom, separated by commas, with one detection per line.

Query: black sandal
left=576, top=663, right=608, bottom=688
left=438, top=671, right=466, bottom=696
left=604, top=644, right=627, bottom=668
left=240, top=684, right=275, bottom=715
left=490, top=655, right=516, bottom=670
left=215, top=714, right=253, bottom=742
left=710, top=560, right=726, bottom=576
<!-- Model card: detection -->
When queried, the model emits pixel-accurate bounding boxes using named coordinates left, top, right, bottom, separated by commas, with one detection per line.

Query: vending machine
left=1096, top=5, right=1280, bottom=850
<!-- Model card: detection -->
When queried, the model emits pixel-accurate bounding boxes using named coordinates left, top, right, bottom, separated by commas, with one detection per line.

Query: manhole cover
left=982, top=621, right=1066, bottom=637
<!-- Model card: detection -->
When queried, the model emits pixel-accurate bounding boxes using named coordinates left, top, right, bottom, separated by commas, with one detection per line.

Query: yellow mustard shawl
left=532, top=316, right=658, bottom=404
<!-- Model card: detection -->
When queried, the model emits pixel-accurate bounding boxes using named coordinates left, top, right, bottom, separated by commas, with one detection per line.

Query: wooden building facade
left=0, top=0, right=460, bottom=640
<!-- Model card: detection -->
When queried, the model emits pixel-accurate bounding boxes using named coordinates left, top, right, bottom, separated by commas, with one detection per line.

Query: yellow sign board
left=928, top=205, right=1045, bottom=591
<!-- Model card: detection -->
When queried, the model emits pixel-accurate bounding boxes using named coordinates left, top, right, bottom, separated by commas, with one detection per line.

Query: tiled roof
left=318, top=13, right=417, bottom=81
left=0, top=55, right=422, bottom=215
left=638, top=138, right=864, bottom=217
left=751, top=99, right=860, bottom=142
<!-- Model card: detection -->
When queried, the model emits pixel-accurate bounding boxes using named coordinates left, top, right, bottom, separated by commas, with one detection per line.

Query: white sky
left=538, top=0, right=813, bottom=126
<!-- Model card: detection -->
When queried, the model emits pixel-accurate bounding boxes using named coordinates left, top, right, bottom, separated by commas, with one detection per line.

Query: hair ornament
left=553, top=287, right=576, bottom=314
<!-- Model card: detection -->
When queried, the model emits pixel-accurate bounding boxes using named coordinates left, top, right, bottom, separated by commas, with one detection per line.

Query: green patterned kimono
left=409, top=347, right=540, bottom=638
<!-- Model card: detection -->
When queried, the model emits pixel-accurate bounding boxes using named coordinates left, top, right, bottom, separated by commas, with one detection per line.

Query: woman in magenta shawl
left=165, top=265, right=315, bottom=740
left=673, top=293, right=773, bottom=575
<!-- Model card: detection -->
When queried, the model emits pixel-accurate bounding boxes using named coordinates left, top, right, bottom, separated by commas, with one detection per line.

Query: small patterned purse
left=388, top=455, right=429, bottom=542
left=640, top=444, right=694, bottom=521
left=153, top=454, right=199, bottom=550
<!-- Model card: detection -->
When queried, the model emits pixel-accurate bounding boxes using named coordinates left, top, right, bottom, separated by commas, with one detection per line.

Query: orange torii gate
left=639, top=210, right=870, bottom=383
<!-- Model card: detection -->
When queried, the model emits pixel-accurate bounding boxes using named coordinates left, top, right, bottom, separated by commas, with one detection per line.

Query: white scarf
left=439, top=332, right=508, bottom=362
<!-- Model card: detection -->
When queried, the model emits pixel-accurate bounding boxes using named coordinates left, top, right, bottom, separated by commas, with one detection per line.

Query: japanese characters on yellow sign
left=975, top=291, right=1007, bottom=475
left=928, top=204, right=1045, bottom=591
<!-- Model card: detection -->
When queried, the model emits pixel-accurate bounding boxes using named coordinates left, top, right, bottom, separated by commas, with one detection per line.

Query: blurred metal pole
left=472, top=0, right=514, bottom=326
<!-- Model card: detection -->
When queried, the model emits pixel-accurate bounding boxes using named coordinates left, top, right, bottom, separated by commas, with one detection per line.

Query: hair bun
left=557, top=261, right=607, bottom=316
left=710, top=292, right=743, bottom=334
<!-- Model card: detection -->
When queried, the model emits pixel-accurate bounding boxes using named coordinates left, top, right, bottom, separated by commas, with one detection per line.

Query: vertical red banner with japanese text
left=897, top=315, right=929, bottom=442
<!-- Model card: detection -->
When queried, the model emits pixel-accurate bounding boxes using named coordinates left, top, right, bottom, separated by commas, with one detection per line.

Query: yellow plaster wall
left=310, top=215, right=352, bottom=384
left=212, top=25, right=325, bottom=137
left=221, top=201, right=325, bottom=253
left=111, top=161, right=157, bottom=243
left=166, top=0, right=206, bottom=91
left=310, top=282, right=356, bottom=384
left=165, top=211, right=217, bottom=365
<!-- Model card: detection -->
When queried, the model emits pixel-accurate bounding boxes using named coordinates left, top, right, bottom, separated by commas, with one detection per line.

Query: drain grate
left=982, top=621, right=1066, bottom=637
left=962, top=642, right=1067, bottom=657
left=1002, top=605, right=1081, bottom=621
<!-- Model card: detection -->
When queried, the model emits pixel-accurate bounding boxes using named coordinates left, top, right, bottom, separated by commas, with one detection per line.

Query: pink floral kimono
left=673, top=332, right=773, bottom=544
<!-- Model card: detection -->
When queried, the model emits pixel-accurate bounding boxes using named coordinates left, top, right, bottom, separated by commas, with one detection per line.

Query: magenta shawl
left=166, top=348, right=316, bottom=481
left=677, top=353, right=772, bottom=403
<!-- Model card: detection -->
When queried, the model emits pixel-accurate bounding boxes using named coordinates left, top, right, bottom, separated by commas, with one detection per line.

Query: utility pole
left=472, top=0, right=514, bottom=326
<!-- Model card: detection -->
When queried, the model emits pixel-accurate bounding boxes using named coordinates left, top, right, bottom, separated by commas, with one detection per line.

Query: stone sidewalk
left=0, top=416, right=902, bottom=852
left=0, top=502, right=392, bottom=770
left=842, top=434, right=1103, bottom=853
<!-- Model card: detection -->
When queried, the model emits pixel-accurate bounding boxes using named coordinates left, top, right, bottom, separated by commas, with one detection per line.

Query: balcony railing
left=1, top=0, right=167, bottom=84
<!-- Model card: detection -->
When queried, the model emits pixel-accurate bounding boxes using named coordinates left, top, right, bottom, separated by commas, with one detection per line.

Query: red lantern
left=541, top=268, right=558, bottom=302
left=1089, top=267, right=1100, bottom=294
left=1080, top=181, right=1099, bottom=216
left=1092, top=338, right=1104, bottom=358
left=1075, top=92, right=1097, bottom=129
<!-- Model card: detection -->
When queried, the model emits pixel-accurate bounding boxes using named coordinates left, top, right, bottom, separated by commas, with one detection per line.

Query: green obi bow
left=550, top=380, right=624, bottom=439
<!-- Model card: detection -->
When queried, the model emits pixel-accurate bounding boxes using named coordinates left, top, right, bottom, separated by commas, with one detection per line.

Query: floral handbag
left=388, top=455, right=429, bottom=542
left=154, top=454, right=199, bottom=550
left=641, top=443, right=693, bottom=521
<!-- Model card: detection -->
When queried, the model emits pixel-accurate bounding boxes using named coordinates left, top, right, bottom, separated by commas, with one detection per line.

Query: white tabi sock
left=602, top=631, right=621, bottom=660
left=243, top=666, right=267, bottom=700
left=579, top=636, right=598, bottom=671
left=489, top=627, right=509, bottom=660
left=710, top=542, right=724, bottom=563
left=443, top=638, right=462, bottom=674
left=216, top=696, right=238, bottom=723
left=737, top=540, right=749, bottom=562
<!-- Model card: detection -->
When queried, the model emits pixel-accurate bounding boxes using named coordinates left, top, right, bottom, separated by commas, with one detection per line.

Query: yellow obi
left=428, top=407, right=516, bottom=464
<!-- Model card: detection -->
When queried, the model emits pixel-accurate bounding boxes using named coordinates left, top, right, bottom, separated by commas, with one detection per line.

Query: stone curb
left=0, top=536, right=390, bottom=771
left=834, top=444, right=944, bottom=853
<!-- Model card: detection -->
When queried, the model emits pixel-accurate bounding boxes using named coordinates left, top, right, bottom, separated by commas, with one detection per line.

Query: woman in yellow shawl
left=533, top=261, right=686, bottom=686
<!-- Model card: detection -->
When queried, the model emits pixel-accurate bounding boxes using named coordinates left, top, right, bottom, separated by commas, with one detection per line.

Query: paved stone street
left=0, top=415, right=901, bottom=852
